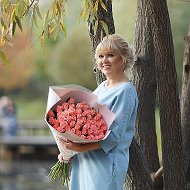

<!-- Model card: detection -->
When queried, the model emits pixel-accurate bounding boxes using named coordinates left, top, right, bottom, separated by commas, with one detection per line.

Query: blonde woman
left=59, top=34, right=138, bottom=190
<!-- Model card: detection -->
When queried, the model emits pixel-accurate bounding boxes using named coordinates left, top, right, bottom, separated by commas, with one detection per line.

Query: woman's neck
left=105, top=74, right=129, bottom=87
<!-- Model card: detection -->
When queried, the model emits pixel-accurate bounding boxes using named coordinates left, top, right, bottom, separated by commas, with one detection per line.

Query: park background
left=0, top=0, right=190, bottom=189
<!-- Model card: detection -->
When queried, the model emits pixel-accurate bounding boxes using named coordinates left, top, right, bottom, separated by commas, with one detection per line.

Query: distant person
left=0, top=96, right=18, bottom=136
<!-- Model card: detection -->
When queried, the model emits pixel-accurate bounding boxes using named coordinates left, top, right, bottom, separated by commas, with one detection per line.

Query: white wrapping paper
left=45, top=85, right=115, bottom=162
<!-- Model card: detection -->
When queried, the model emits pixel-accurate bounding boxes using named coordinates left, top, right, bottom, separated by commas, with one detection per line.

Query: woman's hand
left=62, top=139, right=84, bottom=152
left=57, top=136, right=101, bottom=152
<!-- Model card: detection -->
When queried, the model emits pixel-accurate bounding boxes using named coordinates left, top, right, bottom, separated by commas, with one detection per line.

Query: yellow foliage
left=0, top=31, right=34, bottom=91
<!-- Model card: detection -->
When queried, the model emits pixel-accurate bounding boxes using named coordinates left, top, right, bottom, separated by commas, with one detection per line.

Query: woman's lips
left=103, top=64, right=111, bottom=68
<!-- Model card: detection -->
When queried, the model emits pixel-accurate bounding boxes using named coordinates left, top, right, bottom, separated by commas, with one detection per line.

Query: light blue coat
left=70, top=81, right=138, bottom=190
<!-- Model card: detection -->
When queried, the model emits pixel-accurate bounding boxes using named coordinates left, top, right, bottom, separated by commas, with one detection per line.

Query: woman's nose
left=102, top=56, right=108, bottom=63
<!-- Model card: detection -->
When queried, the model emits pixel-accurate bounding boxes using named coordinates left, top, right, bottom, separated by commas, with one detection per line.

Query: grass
left=15, top=98, right=46, bottom=120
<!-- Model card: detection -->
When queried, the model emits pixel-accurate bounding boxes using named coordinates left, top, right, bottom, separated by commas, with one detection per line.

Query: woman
left=58, top=34, right=138, bottom=190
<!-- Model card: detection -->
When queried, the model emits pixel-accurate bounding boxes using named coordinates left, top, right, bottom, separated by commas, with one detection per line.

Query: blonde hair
left=95, top=34, right=134, bottom=70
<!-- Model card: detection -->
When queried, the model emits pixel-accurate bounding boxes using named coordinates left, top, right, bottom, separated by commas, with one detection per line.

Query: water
left=0, top=160, right=69, bottom=190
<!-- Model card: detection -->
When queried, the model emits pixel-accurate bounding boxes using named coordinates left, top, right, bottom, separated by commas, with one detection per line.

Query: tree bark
left=132, top=0, right=162, bottom=189
left=126, top=139, right=153, bottom=189
left=181, top=24, right=190, bottom=190
left=88, top=0, right=115, bottom=85
left=146, top=0, right=186, bottom=189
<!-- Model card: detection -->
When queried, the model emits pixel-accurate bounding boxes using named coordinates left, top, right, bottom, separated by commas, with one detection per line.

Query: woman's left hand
left=57, top=136, right=101, bottom=152
left=57, top=136, right=84, bottom=152
left=64, top=140, right=83, bottom=152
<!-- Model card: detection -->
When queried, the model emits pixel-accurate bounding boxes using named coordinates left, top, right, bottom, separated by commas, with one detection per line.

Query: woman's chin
left=103, top=70, right=111, bottom=75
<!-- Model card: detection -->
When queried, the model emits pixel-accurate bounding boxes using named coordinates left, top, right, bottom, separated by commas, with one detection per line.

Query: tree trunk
left=146, top=0, right=186, bottom=189
left=126, top=139, right=153, bottom=189
left=88, top=0, right=115, bottom=85
left=181, top=24, right=190, bottom=190
left=87, top=0, right=153, bottom=189
left=133, top=0, right=162, bottom=189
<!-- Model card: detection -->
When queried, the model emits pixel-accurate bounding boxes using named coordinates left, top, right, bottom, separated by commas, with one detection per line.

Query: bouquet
left=45, top=85, right=115, bottom=186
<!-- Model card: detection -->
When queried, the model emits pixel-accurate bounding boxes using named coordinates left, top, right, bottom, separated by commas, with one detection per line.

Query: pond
left=0, top=160, right=69, bottom=190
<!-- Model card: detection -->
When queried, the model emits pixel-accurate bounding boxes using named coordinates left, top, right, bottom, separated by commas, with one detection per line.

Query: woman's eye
left=108, top=54, right=114, bottom=57
left=98, top=55, right=104, bottom=58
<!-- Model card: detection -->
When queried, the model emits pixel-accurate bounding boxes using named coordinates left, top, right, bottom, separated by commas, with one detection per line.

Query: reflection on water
left=0, top=160, right=68, bottom=190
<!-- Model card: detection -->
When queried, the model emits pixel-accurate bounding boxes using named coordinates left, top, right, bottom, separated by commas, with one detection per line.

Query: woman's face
left=96, top=49, right=124, bottom=76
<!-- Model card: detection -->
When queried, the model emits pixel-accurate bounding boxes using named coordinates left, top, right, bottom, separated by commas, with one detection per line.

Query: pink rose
left=47, top=97, right=108, bottom=140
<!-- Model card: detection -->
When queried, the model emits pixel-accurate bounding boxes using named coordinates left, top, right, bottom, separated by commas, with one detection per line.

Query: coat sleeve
left=99, top=85, right=138, bottom=154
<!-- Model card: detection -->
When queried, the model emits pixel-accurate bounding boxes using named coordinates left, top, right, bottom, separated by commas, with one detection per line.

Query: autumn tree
left=0, top=31, right=34, bottom=93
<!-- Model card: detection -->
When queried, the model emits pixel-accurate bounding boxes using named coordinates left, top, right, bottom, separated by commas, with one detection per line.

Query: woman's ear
left=121, top=59, right=127, bottom=71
